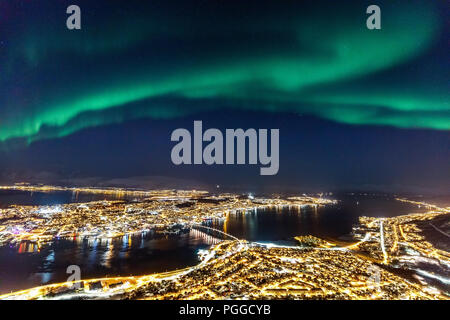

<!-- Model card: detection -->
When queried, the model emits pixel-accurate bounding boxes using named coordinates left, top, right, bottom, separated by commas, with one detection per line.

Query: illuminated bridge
left=191, top=224, right=240, bottom=242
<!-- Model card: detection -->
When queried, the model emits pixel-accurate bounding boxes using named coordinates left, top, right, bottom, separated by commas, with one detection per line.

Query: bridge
left=191, top=224, right=240, bottom=242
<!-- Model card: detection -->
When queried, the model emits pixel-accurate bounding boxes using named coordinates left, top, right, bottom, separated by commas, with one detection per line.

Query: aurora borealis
left=0, top=0, right=448, bottom=192
left=0, top=0, right=448, bottom=144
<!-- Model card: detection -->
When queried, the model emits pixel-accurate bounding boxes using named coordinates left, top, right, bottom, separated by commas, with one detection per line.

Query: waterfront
left=0, top=189, right=436, bottom=294
left=0, top=189, right=140, bottom=208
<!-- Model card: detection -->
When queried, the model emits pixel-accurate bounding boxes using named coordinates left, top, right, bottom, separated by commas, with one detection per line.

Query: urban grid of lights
left=0, top=185, right=448, bottom=300
left=0, top=184, right=333, bottom=248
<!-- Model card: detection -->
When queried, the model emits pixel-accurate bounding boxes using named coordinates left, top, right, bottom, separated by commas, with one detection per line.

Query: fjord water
left=0, top=189, right=131, bottom=208
left=222, top=193, right=429, bottom=242
left=0, top=190, right=427, bottom=294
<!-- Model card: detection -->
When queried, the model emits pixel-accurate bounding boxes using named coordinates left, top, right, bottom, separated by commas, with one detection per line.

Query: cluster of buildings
left=124, top=238, right=447, bottom=300
left=351, top=199, right=450, bottom=295
left=0, top=185, right=334, bottom=248
left=1, top=186, right=447, bottom=300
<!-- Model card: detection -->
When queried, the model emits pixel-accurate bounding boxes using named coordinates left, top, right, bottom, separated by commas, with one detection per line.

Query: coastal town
left=0, top=185, right=448, bottom=300
left=0, top=184, right=334, bottom=247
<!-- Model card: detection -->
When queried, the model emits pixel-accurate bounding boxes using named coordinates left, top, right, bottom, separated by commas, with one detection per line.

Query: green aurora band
left=0, top=0, right=448, bottom=145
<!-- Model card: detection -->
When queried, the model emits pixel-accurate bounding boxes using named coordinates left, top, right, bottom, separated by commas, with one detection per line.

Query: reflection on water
left=217, top=194, right=427, bottom=242
left=0, top=189, right=134, bottom=208
left=0, top=230, right=211, bottom=294
left=0, top=192, right=429, bottom=294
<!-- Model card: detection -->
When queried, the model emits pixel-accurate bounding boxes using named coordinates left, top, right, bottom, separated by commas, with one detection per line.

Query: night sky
left=0, top=0, right=448, bottom=194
